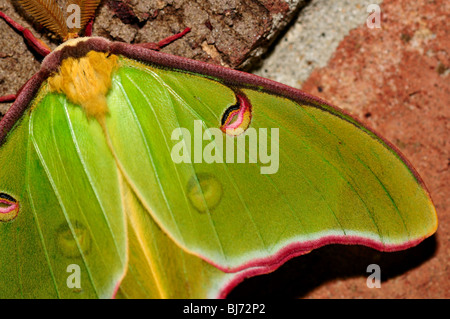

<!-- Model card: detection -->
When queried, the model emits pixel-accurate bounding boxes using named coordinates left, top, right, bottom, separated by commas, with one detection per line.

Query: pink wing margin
left=0, top=37, right=437, bottom=298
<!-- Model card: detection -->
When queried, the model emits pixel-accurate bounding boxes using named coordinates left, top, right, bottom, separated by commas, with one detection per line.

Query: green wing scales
left=0, top=52, right=437, bottom=298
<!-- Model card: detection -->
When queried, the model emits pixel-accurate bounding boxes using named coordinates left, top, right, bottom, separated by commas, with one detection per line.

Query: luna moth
left=0, top=1, right=437, bottom=299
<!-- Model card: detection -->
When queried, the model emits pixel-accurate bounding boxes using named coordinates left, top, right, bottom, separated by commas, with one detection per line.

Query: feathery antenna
left=67, top=0, right=101, bottom=36
left=16, top=0, right=101, bottom=40
left=17, top=0, right=68, bottom=38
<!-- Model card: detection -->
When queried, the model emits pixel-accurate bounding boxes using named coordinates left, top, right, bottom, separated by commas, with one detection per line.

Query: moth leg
left=0, top=95, right=16, bottom=104
left=0, top=10, right=51, bottom=57
left=157, top=27, right=191, bottom=48
left=84, top=18, right=94, bottom=37
left=135, top=27, right=191, bottom=50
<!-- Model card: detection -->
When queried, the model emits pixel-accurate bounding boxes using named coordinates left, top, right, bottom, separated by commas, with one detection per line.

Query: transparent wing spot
left=56, top=221, right=92, bottom=258
left=186, top=173, right=223, bottom=214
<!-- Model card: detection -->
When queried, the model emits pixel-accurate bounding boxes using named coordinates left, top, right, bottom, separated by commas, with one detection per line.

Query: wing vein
left=302, top=106, right=409, bottom=239
left=258, top=105, right=383, bottom=242
left=62, top=102, right=126, bottom=266
left=146, top=69, right=269, bottom=253
left=29, top=99, right=99, bottom=297
left=114, top=77, right=186, bottom=246
left=25, top=111, right=60, bottom=297
left=119, top=74, right=203, bottom=283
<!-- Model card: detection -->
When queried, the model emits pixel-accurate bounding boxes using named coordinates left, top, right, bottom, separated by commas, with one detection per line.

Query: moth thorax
left=47, top=51, right=118, bottom=119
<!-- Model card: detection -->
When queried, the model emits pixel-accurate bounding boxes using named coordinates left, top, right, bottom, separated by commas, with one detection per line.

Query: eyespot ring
left=0, top=193, right=19, bottom=222
left=220, top=93, right=252, bottom=136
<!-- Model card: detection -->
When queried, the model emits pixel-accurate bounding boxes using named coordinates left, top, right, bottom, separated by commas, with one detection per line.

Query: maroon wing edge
left=0, top=37, right=436, bottom=298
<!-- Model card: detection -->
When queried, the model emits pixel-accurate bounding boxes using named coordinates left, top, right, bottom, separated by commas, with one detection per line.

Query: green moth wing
left=0, top=92, right=127, bottom=298
left=106, top=54, right=437, bottom=269
left=0, top=38, right=437, bottom=298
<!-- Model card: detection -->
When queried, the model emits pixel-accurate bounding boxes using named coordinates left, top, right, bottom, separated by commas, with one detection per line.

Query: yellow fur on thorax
left=47, top=51, right=118, bottom=119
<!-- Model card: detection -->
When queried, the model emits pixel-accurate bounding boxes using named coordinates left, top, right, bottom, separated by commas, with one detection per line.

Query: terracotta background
left=0, top=0, right=448, bottom=298
left=233, top=0, right=449, bottom=298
